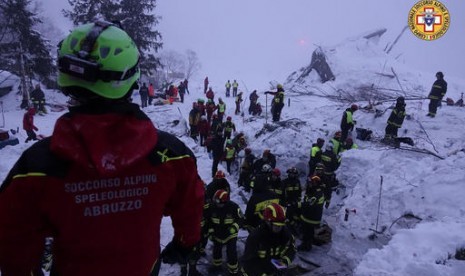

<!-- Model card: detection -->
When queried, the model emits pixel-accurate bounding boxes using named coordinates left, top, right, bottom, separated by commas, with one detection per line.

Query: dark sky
left=44, top=0, right=464, bottom=88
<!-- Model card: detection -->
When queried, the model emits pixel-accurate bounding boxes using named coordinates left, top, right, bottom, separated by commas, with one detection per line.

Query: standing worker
left=225, top=80, right=231, bottom=97
left=204, top=76, right=209, bottom=94
left=30, top=83, right=47, bottom=115
left=22, top=107, right=39, bottom=143
left=427, top=71, right=447, bottom=117
left=139, top=82, right=148, bottom=108
left=265, top=84, right=285, bottom=122
left=340, top=104, right=358, bottom=142
left=232, top=80, right=239, bottom=98
left=0, top=21, right=205, bottom=276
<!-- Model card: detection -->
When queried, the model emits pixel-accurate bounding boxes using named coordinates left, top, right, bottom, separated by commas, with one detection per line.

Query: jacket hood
left=50, top=103, right=158, bottom=176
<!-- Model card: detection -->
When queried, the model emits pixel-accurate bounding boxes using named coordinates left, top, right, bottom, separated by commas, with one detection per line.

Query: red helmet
left=215, top=170, right=225, bottom=179
left=346, top=137, right=353, bottom=144
left=334, top=131, right=342, bottom=139
left=213, top=189, right=229, bottom=204
left=263, top=203, right=286, bottom=225
left=272, top=168, right=281, bottom=177
left=317, top=138, right=325, bottom=147
left=351, top=104, right=358, bottom=111
left=227, top=116, right=232, bottom=121
left=245, top=148, right=252, bottom=154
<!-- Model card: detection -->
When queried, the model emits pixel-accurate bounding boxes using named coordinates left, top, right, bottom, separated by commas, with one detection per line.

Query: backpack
left=356, top=128, right=372, bottom=141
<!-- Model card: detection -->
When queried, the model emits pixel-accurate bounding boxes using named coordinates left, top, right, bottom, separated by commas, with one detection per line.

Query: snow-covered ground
left=1, top=31, right=465, bottom=276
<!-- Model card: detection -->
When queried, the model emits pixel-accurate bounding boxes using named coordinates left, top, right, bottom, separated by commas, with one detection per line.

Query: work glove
left=161, top=239, right=192, bottom=265
left=34, top=127, right=38, bottom=131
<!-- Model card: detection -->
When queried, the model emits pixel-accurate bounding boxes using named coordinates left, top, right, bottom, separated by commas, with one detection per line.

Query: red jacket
left=23, top=108, right=37, bottom=131
left=198, top=119, right=210, bottom=135
left=0, top=103, right=205, bottom=276
left=206, top=89, right=214, bottom=100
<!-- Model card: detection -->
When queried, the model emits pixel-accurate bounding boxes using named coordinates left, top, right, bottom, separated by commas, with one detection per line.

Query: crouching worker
left=241, top=203, right=296, bottom=276
left=203, top=190, right=244, bottom=275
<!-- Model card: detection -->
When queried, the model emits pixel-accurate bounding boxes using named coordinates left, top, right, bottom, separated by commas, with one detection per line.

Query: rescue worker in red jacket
left=198, top=115, right=210, bottom=147
left=241, top=203, right=296, bottom=276
left=23, top=107, right=39, bottom=143
left=205, top=99, right=217, bottom=122
left=203, top=190, right=244, bottom=275
left=0, top=22, right=205, bottom=276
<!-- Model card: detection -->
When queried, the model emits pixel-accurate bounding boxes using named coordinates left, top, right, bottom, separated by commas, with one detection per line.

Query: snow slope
left=1, top=30, right=465, bottom=275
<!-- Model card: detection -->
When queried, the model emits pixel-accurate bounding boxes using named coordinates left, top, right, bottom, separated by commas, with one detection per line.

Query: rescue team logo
left=408, top=0, right=450, bottom=41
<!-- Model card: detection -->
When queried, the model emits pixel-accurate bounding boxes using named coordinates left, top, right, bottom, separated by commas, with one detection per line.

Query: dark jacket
left=300, top=186, right=325, bottom=225
left=139, top=85, right=148, bottom=98
left=282, top=177, right=302, bottom=205
left=203, top=200, right=244, bottom=243
left=387, top=103, right=406, bottom=128
left=340, top=108, right=355, bottom=130
left=428, top=79, right=447, bottom=100
left=30, top=88, right=45, bottom=102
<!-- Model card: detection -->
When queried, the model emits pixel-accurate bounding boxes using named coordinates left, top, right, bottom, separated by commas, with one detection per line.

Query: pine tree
left=0, top=0, right=55, bottom=87
left=63, top=0, right=162, bottom=75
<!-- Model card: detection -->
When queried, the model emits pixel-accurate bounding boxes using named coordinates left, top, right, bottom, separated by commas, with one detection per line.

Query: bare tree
left=184, top=49, right=201, bottom=80
left=159, top=50, right=185, bottom=80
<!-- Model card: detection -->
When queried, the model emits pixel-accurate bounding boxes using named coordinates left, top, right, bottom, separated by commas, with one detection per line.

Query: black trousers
left=212, top=239, right=238, bottom=273
left=301, top=222, right=316, bottom=246
left=385, top=124, right=399, bottom=138
left=212, top=158, right=220, bottom=178
left=428, top=99, right=439, bottom=116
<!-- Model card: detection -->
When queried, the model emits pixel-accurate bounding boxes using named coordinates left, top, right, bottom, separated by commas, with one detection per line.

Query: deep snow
left=1, top=30, right=465, bottom=276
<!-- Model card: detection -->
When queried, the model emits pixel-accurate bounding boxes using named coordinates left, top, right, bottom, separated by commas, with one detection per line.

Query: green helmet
left=58, top=21, right=140, bottom=99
